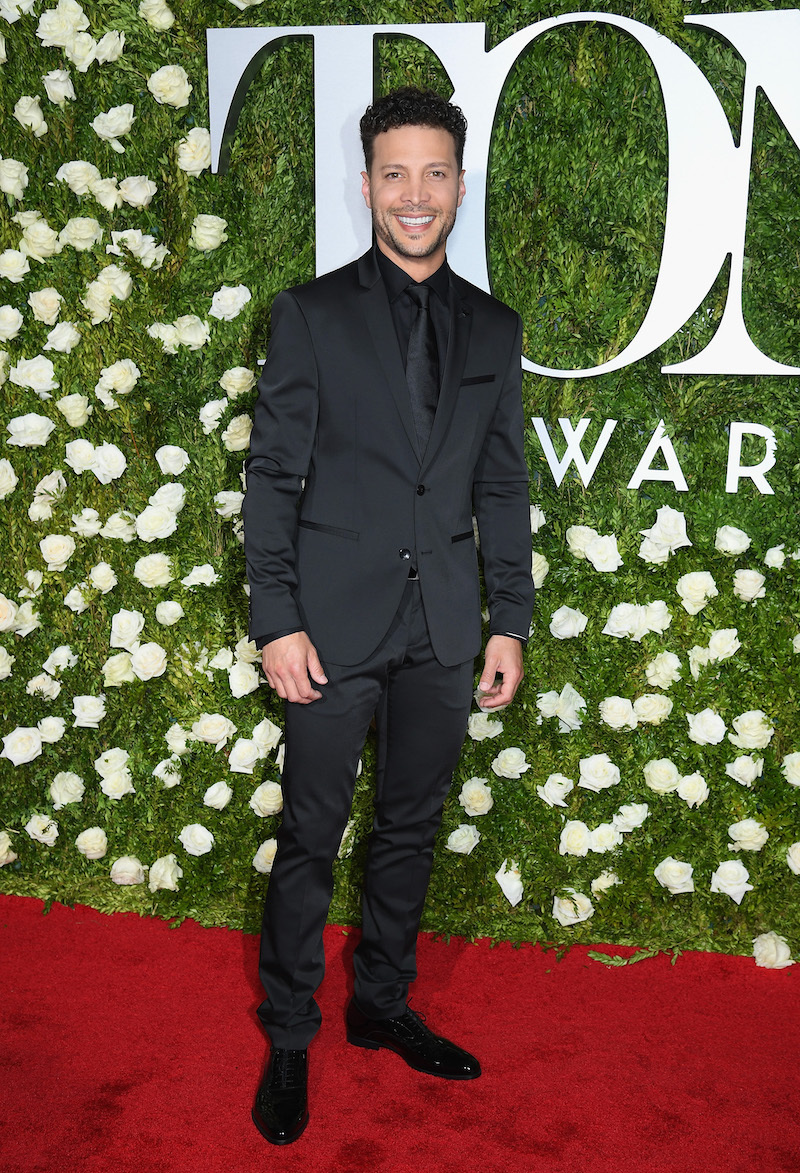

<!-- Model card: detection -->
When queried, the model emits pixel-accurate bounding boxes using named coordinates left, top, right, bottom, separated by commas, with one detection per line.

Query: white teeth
left=397, top=216, right=434, bottom=226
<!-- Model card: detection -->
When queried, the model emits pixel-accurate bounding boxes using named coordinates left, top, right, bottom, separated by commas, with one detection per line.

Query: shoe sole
left=346, top=1031, right=481, bottom=1080
left=251, top=1107, right=310, bottom=1145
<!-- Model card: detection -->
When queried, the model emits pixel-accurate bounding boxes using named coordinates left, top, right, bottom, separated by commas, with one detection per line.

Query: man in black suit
left=243, top=87, right=534, bottom=1146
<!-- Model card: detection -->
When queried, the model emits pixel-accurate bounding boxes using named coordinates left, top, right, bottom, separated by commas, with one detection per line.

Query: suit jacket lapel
left=356, top=251, right=421, bottom=460
left=420, top=282, right=472, bottom=476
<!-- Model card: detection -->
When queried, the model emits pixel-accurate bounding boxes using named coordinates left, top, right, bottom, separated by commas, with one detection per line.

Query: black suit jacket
left=243, top=248, right=534, bottom=667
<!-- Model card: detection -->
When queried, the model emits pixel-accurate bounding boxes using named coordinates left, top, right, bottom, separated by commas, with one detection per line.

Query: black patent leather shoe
left=251, top=1047, right=309, bottom=1145
left=346, top=999, right=481, bottom=1080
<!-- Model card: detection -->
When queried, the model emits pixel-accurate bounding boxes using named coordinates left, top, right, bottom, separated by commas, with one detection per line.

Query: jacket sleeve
left=472, top=314, right=535, bottom=640
left=242, top=291, right=319, bottom=640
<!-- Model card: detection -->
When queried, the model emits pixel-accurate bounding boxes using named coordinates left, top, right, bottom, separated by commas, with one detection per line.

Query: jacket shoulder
left=450, top=271, right=520, bottom=327
left=280, top=257, right=361, bottom=309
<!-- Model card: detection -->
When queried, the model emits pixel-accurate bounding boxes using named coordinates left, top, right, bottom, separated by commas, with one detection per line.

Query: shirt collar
left=374, top=243, right=450, bottom=305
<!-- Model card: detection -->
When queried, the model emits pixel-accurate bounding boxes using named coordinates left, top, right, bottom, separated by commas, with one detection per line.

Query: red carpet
left=1, top=894, right=798, bottom=1173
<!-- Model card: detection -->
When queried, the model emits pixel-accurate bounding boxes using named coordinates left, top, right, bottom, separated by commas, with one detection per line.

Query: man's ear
left=361, top=170, right=372, bottom=210
left=457, top=170, right=466, bottom=208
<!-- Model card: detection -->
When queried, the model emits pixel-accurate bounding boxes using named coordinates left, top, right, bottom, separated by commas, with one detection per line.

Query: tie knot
left=407, top=283, right=431, bottom=310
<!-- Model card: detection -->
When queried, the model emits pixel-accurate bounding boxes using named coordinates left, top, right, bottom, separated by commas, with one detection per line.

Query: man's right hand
left=261, top=632, right=328, bottom=704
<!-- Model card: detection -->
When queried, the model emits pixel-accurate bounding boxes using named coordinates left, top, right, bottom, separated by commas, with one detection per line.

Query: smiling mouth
left=396, top=215, right=435, bottom=228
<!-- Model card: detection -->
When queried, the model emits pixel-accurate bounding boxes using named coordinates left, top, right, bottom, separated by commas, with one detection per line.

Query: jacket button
left=416, top=484, right=425, bottom=495
left=399, top=548, right=411, bottom=560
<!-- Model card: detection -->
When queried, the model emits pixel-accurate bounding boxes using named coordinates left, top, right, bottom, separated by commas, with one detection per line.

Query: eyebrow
left=379, top=160, right=453, bottom=169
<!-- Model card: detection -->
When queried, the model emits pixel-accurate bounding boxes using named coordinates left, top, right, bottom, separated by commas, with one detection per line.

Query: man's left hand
left=477, top=635, right=524, bottom=709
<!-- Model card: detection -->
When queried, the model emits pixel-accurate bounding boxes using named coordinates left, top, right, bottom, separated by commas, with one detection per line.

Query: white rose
left=131, top=642, right=167, bottom=681
left=566, top=525, right=597, bottom=559
left=446, top=824, right=481, bottom=855
left=163, top=723, right=191, bottom=757
left=44, top=321, right=81, bottom=351
left=221, top=413, right=253, bottom=452
left=536, top=773, right=574, bottom=808
left=209, top=284, right=252, bottom=322
left=584, top=532, right=623, bottom=572
left=725, top=755, right=764, bottom=787
left=491, top=747, right=529, bottom=779
left=781, top=753, right=800, bottom=787
left=710, top=860, right=753, bottom=904
left=677, top=772, right=709, bottom=808
left=733, top=569, right=766, bottom=603
left=28, top=287, right=62, bottom=324
left=174, top=314, right=210, bottom=349
left=0, top=594, right=18, bottom=632
left=99, top=512, right=136, bottom=542
left=25, top=813, right=59, bottom=846
left=530, top=551, right=549, bottom=588
left=495, top=858, right=524, bottom=906
left=75, top=827, right=108, bottom=859
left=191, top=712, right=236, bottom=750
left=728, top=710, right=774, bottom=750
left=467, top=712, right=503, bottom=741
left=95, top=30, right=125, bottom=62
left=0, top=647, right=15, bottom=679
left=214, top=490, right=244, bottom=518
left=116, top=176, right=158, bottom=211
left=787, top=843, right=800, bottom=876
left=148, top=853, right=183, bottom=893
left=0, top=249, right=30, bottom=282
left=73, top=694, right=106, bottom=728
left=458, top=777, right=493, bottom=816
left=639, top=505, right=691, bottom=554
left=249, top=781, right=284, bottom=817
left=253, top=838, right=278, bottom=874
left=687, top=708, right=727, bottom=745
left=602, top=603, right=650, bottom=642
left=0, top=157, right=29, bottom=200
left=100, top=770, right=135, bottom=799
left=91, top=103, right=135, bottom=153
left=20, top=218, right=62, bottom=262
left=38, top=533, right=75, bottom=572
left=752, top=931, right=794, bottom=969
left=252, top=719, right=282, bottom=759
left=152, top=755, right=181, bottom=788
left=552, top=888, right=593, bottom=926
left=633, top=694, right=673, bottom=725
left=654, top=857, right=695, bottom=894
left=591, top=870, right=620, bottom=897
left=199, top=397, right=228, bottom=433
left=63, top=584, right=88, bottom=613
left=203, top=781, right=232, bottom=810
left=234, top=636, right=260, bottom=664
left=612, top=803, right=649, bottom=832
left=102, top=652, right=135, bottom=687
left=707, top=628, right=741, bottom=661
left=147, top=63, right=192, bottom=107
left=764, top=545, right=785, bottom=569
left=64, top=439, right=95, bottom=474
left=181, top=563, right=219, bottom=588
left=110, top=608, right=145, bottom=651
left=176, top=126, right=211, bottom=176
left=229, top=661, right=259, bottom=698
left=528, top=504, right=546, bottom=533
left=14, top=94, right=48, bottom=138
left=190, top=214, right=228, bottom=251
left=179, top=823, right=214, bottom=856
left=134, top=553, right=173, bottom=587
left=549, top=605, right=588, bottom=639
left=559, top=820, right=591, bottom=857
left=715, top=525, right=751, bottom=555
left=10, top=354, right=59, bottom=396
left=590, top=823, right=624, bottom=853
left=599, top=696, right=637, bottom=730
left=0, top=305, right=23, bottom=341
left=578, top=753, right=620, bottom=793
left=643, top=758, right=681, bottom=794
left=155, top=601, right=183, bottom=626
left=56, top=394, right=91, bottom=427
left=55, top=159, right=99, bottom=195
left=155, top=445, right=190, bottom=476
left=110, top=856, right=146, bottom=885
left=728, top=818, right=769, bottom=852
left=95, top=748, right=130, bottom=780
left=2, top=726, right=43, bottom=765
left=676, top=571, right=718, bottom=615
left=147, top=322, right=179, bottom=353
left=50, top=771, right=84, bottom=809
left=135, top=504, right=178, bottom=542
left=219, top=366, right=255, bottom=397
left=89, top=562, right=117, bottom=594
left=7, top=413, right=56, bottom=447
left=26, top=672, right=61, bottom=700
left=0, top=458, right=18, bottom=498
left=59, top=216, right=103, bottom=252
left=14, top=600, right=40, bottom=637
left=37, top=716, right=66, bottom=744
left=149, top=483, right=186, bottom=514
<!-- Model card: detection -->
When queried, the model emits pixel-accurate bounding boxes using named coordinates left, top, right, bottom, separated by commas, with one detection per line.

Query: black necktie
left=405, top=284, right=439, bottom=456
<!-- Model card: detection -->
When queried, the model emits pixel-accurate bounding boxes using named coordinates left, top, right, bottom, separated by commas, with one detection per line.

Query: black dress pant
left=257, top=580, right=475, bottom=1048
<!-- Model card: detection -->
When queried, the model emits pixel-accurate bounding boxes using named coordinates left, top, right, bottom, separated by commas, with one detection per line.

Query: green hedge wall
left=1, top=0, right=798, bottom=960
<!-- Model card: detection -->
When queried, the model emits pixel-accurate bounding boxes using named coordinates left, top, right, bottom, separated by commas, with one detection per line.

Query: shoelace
left=270, top=1049, right=306, bottom=1089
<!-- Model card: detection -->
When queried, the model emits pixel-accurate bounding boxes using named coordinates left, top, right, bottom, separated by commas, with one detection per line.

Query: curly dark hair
left=360, top=87, right=467, bottom=172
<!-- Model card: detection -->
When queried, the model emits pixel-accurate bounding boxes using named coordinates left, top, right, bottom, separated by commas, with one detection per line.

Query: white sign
left=207, top=12, right=800, bottom=376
